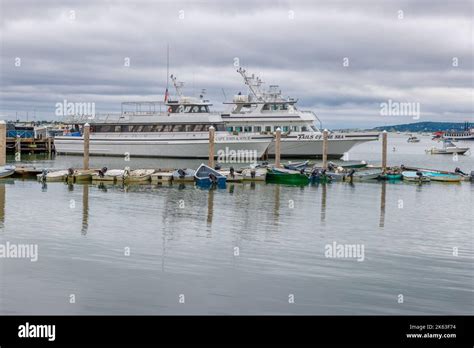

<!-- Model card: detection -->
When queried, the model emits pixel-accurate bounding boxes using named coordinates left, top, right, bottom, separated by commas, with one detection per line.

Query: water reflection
left=379, top=181, right=386, bottom=228
left=207, top=189, right=214, bottom=225
left=273, top=184, right=280, bottom=218
left=0, top=184, right=5, bottom=228
left=321, top=184, right=327, bottom=223
left=82, top=184, right=89, bottom=235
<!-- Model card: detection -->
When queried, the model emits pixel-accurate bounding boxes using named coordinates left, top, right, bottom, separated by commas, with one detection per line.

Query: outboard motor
left=99, top=167, right=108, bottom=178
left=455, top=167, right=467, bottom=176
left=328, top=162, right=336, bottom=171
left=229, top=167, right=235, bottom=179
left=40, top=169, right=48, bottom=182
left=250, top=169, right=256, bottom=179
left=346, top=169, right=355, bottom=183
left=68, top=168, right=74, bottom=176
left=470, top=171, right=474, bottom=182
left=209, top=173, right=218, bottom=184
left=177, top=169, right=186, bottom=179
left=214, top=163, right=222, bottom=170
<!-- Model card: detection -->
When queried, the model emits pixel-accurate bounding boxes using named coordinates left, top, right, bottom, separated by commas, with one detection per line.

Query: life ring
left=168, top=107, right=172, bottom=113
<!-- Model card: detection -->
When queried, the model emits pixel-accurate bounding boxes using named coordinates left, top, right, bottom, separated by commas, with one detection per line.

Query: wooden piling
left=47, top=137, right=52, bottom=156
left=15, top=135, right=21, bottom=161
left=83, top=123, right=90, bottom=170
left=322, top=129, right=329, bottom=169
left=382, top=130, right=387, bottom=173
left=0, top=121, right=6, bottom=166
left=275, top=128, right=281, bottom=168
left=208, top=126, right=215, bottom=168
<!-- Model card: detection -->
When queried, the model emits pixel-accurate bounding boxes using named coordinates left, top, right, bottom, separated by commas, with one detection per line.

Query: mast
left=166, top=43, right=169, bottom=91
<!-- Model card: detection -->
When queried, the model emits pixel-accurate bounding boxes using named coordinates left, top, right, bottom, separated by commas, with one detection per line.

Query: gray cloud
left=0, top=0, right=472, bottom=128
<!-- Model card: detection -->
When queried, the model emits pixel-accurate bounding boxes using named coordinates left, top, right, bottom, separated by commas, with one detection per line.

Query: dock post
left=382, top=130, right=387, bottom=173
left=47, top=136, right=52, bottom=157
left=15, top=135, right=21, bottom=161
left=208, top=126, right=215, bottom=168
left=83, top=123, right=90, bottom=170
left=322, top=129, right=328, bottom=170
left=275, top=128, right=281, bottom=168
left=0, top=121, right=6, bottom=166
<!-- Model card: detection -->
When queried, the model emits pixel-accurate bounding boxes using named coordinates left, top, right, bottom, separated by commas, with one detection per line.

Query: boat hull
left=267, top=134, right=378, bottom=158
left=54, top=133, right=272, bottom=159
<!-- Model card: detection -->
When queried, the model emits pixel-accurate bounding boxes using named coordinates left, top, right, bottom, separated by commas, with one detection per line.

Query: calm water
left=0, top=134, right=472, bottom=315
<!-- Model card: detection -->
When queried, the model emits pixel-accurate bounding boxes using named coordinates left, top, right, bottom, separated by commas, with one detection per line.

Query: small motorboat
left=426, top=140, right=470, bottom=155
left=37, top=169, right=69, bottom=182
left=378, top=168, right=403, bottom=181
left=421, top=171, right=463, bottom=183
left=402, top=171, right=430, bottom=182
left=343, top=169, right=383, bottom=182
left=0, top=165, right=16, bottom=179
left=266, top=167, right=310, bottom=185
left=283, top=160, right=310, bottom=171
left=194, top=164, right=226, bottom=186
left=123, top=168, right=155, bottom=183
left=407, top=136, right=420, bottom=143
left=218, top=167, right=243, bottom=183
left=241, top=168, right=267, bottom=182
left=172, top=168, right=196, bottom=182
left=70, top=168, right=98, bottom=182
left=92, top=169, right=125, bottom=183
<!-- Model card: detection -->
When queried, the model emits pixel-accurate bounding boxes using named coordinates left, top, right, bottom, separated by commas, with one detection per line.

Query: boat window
left=265, top=126, right=271, bottom=132
left=281, top=104, right=288, bottom=111
left=254, top=126, right=262, bottom=132
left=282, top=126, right=289, bottom=132
left=162, top=125, right=172, bottom=132
left=244, top=126, right=252, bottom=132
left=235, top=126, right=243, bottom=132
left=301, top=126, right=308, bottom=132
left=311, top=125, right=317, bottom=131
left=142, top=125, right=153, bottom=132
left=291, top=126, right=299, bottom=132
left=174, top=124, right=184, bottom=132
left=227, top=127, right=233, bottom=132
left=215, top=124, right=225, bottom=131
left=194, top=124, right=204, bottom=132
left=191, top=106, right=199, bottom=113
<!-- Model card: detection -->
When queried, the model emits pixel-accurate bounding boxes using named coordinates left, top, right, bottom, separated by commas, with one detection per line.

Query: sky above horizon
left=0, top=0, right=472, bottom=129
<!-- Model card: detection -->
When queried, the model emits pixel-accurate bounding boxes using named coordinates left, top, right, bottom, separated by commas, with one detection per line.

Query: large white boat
left=55, top=79, right=273, bottom=159
left=221, top=68, right=379, bottom=158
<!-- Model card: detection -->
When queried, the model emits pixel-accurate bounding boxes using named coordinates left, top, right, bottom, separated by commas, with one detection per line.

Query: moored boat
left=172, top=168, right=196, bottom=182
left=218, top=168, right=244, bottom=183
left=343, top=169, right=383, bottom=182
left=402, top=171, right=430, bottom=182
left=266, top=167, right=310, bottom=185
left=92, top=169, right=125, bottom=182
left=195, top=164, right=226, bottom=186
left=0, top=165, right=16, bottom=179
left=425, top=140, right=470, bottom=155
left=123, top=168, right=155, bottom=183
left=422, top=171, right=463, bottom=182
left=37, top=169, right=69, bottom=182
left=151, top=172, right=173, bottom=183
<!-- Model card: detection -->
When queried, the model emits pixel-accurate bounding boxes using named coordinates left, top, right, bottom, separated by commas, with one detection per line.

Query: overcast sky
left=0, top=0, right=472, bottom=128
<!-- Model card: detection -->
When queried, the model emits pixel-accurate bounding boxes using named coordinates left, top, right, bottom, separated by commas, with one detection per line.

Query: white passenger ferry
left=221, top=68, right=379, bottom=158
left=54, top=76, right=273, bottom=159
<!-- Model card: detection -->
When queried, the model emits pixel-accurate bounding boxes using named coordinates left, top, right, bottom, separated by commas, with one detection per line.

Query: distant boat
left=0, top=165, right=16, bottom=179
left=426, top=140, right=469, bottom=155
left=283, top=160, right=310, bottom=171
left=407, top=136, right=420, bottom=143
left=402, top=171, right=430, bottom=182
left=194, top=164, right=226, bottom=186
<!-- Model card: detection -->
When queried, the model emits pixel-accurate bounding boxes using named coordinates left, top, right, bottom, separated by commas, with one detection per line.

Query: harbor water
left=0, top=134, right=472, bottom=314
